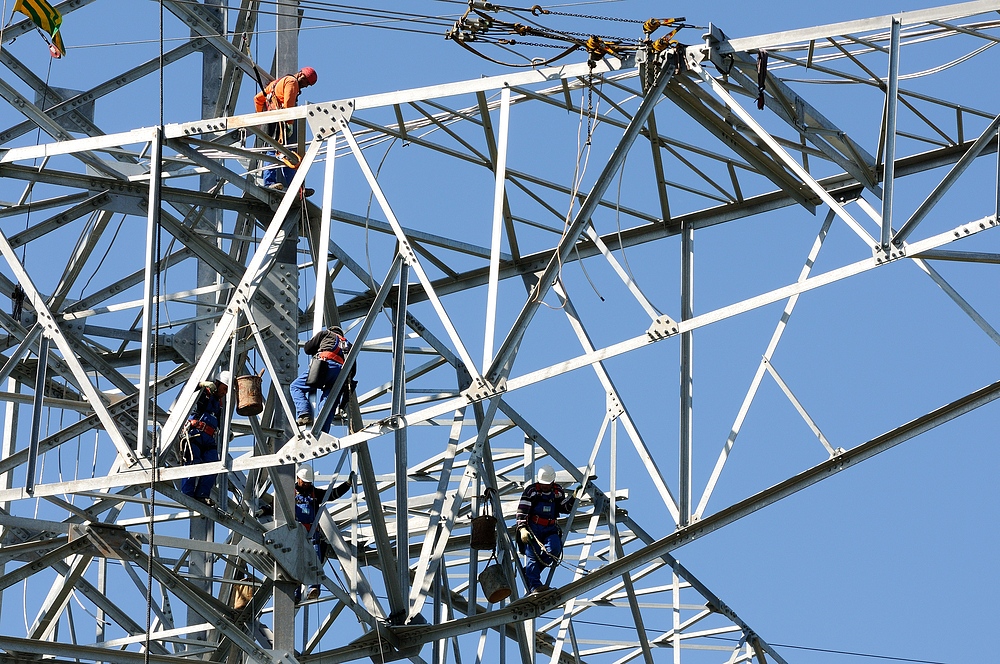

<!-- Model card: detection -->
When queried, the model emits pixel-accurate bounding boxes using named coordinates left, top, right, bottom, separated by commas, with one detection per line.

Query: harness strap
left=315, top=350, right=344, bottom=364
left=530, top=515, right=556, bottom=526
left=188, top=420, right=216, bottom=437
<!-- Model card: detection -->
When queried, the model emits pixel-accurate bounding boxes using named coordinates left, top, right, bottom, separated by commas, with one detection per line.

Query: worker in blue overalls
left=180, top=371, right=230, bottom=504
left=515, top=465, right=574, bottom=594
left=290, top=325, right=355, bottom=432
left=294, top=465, right=355, bottom=602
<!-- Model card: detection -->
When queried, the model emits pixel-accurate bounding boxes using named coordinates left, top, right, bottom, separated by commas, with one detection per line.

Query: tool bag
left=305, top=356, right=328, bottom=388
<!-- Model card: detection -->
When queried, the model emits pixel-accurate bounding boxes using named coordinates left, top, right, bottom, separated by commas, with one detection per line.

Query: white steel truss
left=0, top=1, right=999, bottom=663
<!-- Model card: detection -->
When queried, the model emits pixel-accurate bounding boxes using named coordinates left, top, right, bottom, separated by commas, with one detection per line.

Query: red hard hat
left=299, top=66, right=317, bottom=86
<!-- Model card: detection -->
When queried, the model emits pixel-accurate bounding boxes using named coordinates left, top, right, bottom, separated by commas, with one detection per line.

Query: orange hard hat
left=299, top=66, right=317, bottom=86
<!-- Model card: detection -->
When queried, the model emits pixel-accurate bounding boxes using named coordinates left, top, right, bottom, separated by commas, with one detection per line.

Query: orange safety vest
left=254, top=75, right=301, bottom=113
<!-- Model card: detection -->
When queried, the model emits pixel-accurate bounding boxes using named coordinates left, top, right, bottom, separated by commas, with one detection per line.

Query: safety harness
left=187, top=419, right=216, bottom=437
left=315, top=349, right=345, bottom=365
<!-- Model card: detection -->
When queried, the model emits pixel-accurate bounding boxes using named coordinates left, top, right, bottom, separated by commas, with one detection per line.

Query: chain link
left=561, top=29, right=636, bottom=42
left=586, top=68, right=595, bottom=145
left=495, top=38, right=577, bottom=49
left=543, top=9, right=645, bottom=24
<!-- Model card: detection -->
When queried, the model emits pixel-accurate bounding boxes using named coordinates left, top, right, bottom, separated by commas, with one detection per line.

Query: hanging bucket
left=470, top=514, right=497, bottom=551
left=470, top=487, right=498, bottom=551
left=478, top=564, right=511, bottom=603
left=231, top=581, right=253, bottom=611
left=235, top=374, right=264, bottom=416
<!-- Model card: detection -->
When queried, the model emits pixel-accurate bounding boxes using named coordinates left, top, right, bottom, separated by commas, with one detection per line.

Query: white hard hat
left=296, top=466, right=314, bottom=483
left=536, top=465, right=556, bottom=484
left=216, top=370, right=232, bottom=385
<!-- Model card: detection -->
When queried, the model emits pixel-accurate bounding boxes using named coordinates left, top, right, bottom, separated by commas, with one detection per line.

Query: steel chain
left=543, top=9, right=644, bottom=24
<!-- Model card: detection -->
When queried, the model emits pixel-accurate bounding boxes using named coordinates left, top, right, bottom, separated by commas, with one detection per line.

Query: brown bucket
left=470, top=487, right=498, bottom=550
left=470, top=514, right=497, bottom=551
left=478, top=564, right=511, bottom=604
left=235, top=374, right=264, bottom=416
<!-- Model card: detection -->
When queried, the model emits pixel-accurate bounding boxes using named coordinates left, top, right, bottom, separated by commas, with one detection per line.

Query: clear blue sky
left=1, top=1, right=996, bottom=663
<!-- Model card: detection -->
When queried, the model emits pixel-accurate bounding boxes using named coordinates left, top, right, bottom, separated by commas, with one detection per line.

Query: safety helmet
left=329, top=325, right=345, bottom=336
left=296, top=466, right=315, bottom=483
left=536, top=465, right=556, bottom=484
left=299, top=66, right=318, bottom=86
left=216, top=370, right=232, bottom=385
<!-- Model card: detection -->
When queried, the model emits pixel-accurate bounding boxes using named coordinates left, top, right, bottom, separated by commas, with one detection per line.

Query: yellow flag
left=13, top=0, right=65, bottom=57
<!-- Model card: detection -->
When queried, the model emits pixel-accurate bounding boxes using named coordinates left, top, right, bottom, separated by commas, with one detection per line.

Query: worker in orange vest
left=254, top=67, right=318, bottom=192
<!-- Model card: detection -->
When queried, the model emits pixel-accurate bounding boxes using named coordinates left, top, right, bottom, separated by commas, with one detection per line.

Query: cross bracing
left=0, top=1, right=998, bottom=663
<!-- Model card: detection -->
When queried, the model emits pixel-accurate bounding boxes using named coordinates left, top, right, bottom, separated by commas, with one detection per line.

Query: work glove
left=198, top=381, right=217, bottom=393
left=337, top=472, right=358, bottom=496
left=517, top=525, right=533, bottom=546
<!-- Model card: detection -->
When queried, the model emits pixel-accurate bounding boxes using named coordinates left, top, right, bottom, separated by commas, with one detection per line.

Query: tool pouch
left=305, top=356, right=327, bottom=388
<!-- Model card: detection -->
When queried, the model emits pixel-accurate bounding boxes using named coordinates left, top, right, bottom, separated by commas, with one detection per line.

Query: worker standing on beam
left=290, top=325, right=356, bottom=431
left=254, top=66, right=318, bottom=194
left=515, top=465, right=574, bottom=594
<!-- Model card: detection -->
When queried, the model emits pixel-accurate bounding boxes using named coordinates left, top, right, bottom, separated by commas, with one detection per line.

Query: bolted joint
left=607, top=392, right=624, bottom=420
left=461, top=377, right=507, bottom=403
left=874, top=242, right=906, bottom=265
left=307, top=100, right=355, bottom=141
left=952, top=213, right=999, bottom=239
left=682, top=45, right=702, bottom=71
left=647, top=314, right=680, bottom=341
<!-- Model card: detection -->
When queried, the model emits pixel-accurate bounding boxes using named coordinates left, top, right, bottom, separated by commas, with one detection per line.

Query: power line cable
left=69, top=15, right=447, bottom=50
left=566, top=618, right=951, bottom=664
left=762, top=641, right=949, bottom=664
left=168, top=0, right=457, bottom=30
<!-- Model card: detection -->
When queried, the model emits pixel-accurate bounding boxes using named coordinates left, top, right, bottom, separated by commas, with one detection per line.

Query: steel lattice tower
left=0, top=1, right=998, bottom=663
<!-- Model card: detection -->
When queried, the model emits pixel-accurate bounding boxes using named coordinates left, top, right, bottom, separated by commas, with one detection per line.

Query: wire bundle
left=444, top=1, right=694, bottom=68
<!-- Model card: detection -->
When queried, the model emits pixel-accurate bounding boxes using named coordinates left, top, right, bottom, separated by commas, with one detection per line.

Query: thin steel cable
left=19, top=58, right=54, bottom=267
left=79, top=215, right=125, bottom=298
left=0, top=0, right=8, bottom=45
left=612, top=147, right=658, bottom=314
left=143, top=3, right=166, bottom=661
left=168, top=0, right=456, bottom=32
left=563, top=620, right=952, bottom=664
left=536, top=77, right=598, bottom=309
left=363, top=137, right=398, bottom=304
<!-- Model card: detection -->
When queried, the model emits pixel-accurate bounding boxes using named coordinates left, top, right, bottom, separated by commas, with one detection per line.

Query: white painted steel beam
left=2, top=3, right=1000, bottom=662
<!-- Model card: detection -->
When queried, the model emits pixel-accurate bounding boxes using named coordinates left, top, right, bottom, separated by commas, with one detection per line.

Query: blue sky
left=1, top=1, right=997, bottom=662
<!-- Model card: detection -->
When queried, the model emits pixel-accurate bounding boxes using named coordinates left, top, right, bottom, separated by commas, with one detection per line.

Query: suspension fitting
left=643, top=17, right=685, bottom=36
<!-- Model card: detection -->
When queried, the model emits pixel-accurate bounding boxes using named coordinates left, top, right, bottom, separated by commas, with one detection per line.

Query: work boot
left=301, top=187, right=315, bottom=197
left=267, top=182, right=284, bottom=191
left=306, top=585, right=320, bottom=601
left=296, top=413, right=313, bottom=426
